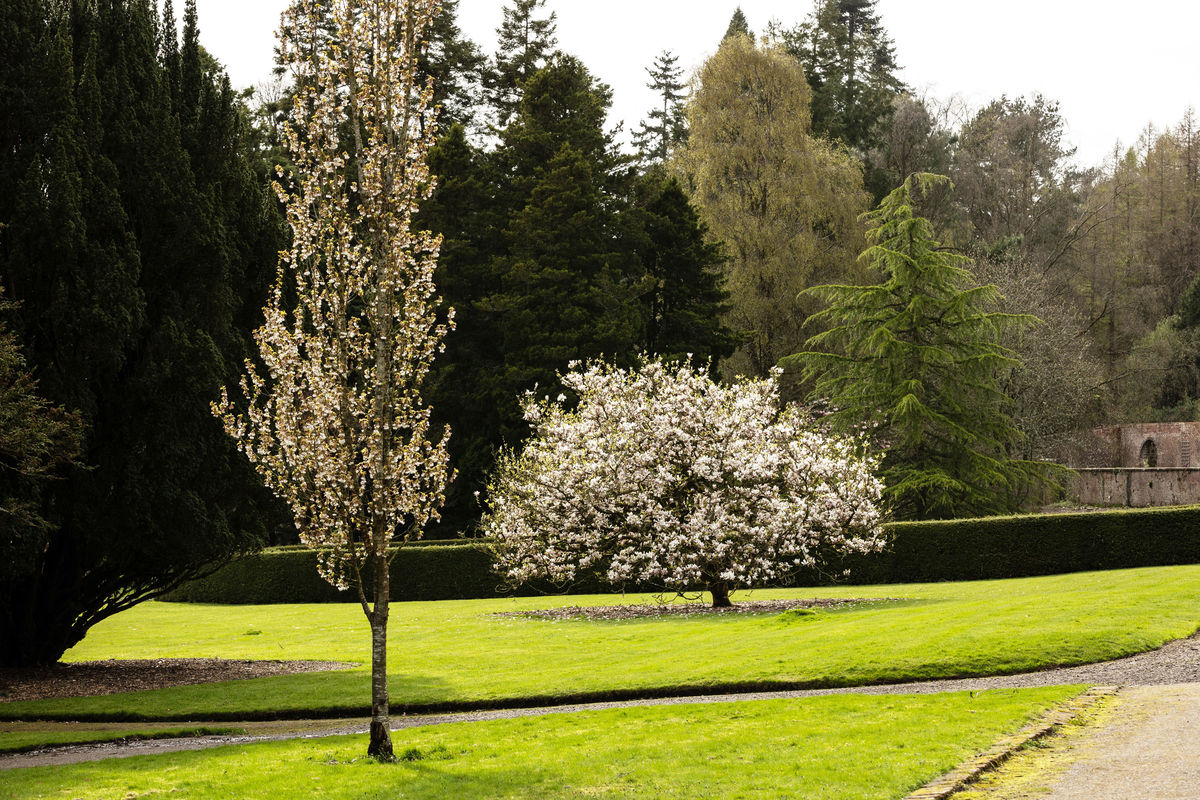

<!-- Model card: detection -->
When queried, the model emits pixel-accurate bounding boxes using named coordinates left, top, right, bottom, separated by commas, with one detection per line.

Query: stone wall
left=1074, top=468, right=1200, bottom=507
left=1087, top=422, right=1200, bottom=468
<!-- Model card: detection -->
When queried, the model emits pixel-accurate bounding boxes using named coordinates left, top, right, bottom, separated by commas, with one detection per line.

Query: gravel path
left=1031, top=683, right=1200, bottom=799
left=5, top=630, right=1200, bottom=770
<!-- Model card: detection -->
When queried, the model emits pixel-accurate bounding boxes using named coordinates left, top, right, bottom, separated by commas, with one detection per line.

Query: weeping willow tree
left=787, top=174, right=1055, bottom=520
left=214, top=0, right=451, bottom=759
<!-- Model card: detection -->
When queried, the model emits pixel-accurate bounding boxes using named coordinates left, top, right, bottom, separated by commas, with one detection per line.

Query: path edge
left=903, top=685, right=1118, bottom=800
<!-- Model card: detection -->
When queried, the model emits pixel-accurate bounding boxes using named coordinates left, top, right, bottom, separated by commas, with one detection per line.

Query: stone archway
left=1140, top=438, right=1158, bottom=467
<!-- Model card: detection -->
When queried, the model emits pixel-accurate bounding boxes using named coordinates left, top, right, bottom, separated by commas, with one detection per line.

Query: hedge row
left=162, top=505, right=1200, bottom=604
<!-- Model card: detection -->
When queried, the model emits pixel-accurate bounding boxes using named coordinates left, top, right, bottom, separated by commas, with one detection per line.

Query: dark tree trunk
left=709, top=580, right=732, bottom=608
left=366, top=554, right=393, bottom=760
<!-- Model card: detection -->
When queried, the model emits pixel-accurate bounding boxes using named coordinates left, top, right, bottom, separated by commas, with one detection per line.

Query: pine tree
left=419, top=0, right=487, bottom=132
left=631, top=50, right=688, bottom=167
left=724, top=7, right=751, bottom=40
left=778, top=0, right=905, bottom=200
left=490, top=0, right=557, bottom=127
left=788, top=174, right=1050, bottom=520
left=420, top=124, right=505, bottom=533
left=488, top=55, right=641, bottom=436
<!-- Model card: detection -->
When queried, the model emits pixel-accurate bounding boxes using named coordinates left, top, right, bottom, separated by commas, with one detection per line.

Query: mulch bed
left=0, top=659, right=357, bottom=703
left=495, top=597, right=894, bottom=621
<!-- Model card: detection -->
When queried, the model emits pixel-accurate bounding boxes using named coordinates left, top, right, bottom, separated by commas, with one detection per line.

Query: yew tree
left=214, top=0, right=451, bottom=759
left=485, top=359, right=885, bottom=607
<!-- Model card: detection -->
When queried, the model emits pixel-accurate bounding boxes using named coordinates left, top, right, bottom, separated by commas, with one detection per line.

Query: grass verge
left=0, top=688, right=1083, bottom=799
left=3, top=565, right=1197, bottom=721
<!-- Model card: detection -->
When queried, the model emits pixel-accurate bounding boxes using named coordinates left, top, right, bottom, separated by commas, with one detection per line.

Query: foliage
left=0, top=292, right=82, bottom=582
left=679, top=34, right=869, bottom=377
left=629, top=173, right=739, bottom=369
left=214, top=0, right=450, bottom=759
left=950, top=94, right=1081, bottom=271
left=631, top=50, right=688, bottom=167
left=870, top=93, right=954, bottom=196
left=1, top=689, right=1083, bottom=800
left=774, top=0, right=906, bottom=200
left=489, top=0, right=558, bottom=127
left=417, top=0, right=487, bottom=132
left=0, top=0, right=282, bottom=666
left=485, top=359, right=885, bottom=607
left=791, top=174, right=1050, bottom=520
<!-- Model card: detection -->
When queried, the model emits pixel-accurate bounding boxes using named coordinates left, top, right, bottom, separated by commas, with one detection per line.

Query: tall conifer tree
left=489, top=0, right=557, bottom=126
left=632, top=50, right=688, bottom=167
left=789, top=174, right=1050, bottom=520
left=0, top=0, right=280, bottom=665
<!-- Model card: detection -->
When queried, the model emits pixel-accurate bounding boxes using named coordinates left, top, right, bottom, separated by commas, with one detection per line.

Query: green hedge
left=163, top=506, right=1200, bottom=604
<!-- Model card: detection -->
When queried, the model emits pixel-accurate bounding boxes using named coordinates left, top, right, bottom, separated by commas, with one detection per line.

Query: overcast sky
left=187, top=0, right=1200, bottom=168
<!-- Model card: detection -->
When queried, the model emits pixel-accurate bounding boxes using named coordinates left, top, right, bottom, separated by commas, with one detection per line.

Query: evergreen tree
left=488, top=54, right=641, bottom=434
left=0, top=0, right=280, bottom=665
left=630, top=173, right=738, bottom=368
left=420, top=123, right=505, bottom=533
left=631, top=50, right=688, bottom=167
left=494, top=145, right=640, bottom=404
left=489, top=0, right=557, bottom=127
left=724, top=7, right=751, bottom=40
left=788, top=174, right=1049, bottom=520
left=778, top=0, right=905, bottom=200
left=418, top=0, right=487, bottom=132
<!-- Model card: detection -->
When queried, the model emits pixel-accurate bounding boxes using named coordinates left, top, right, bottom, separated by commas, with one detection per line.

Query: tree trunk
left=366, top=555, right=393, bottom=760
left=710, top=581, right=732, bottom=608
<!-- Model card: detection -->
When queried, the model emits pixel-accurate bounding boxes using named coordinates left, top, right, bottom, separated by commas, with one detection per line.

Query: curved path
left=5, top=631, right=1200, bottom=771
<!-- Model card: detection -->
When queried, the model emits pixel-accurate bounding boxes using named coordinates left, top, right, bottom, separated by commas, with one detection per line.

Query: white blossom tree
left=485, top=359, right=885, bottom=607
left=213, top=0, right=450, bottom=760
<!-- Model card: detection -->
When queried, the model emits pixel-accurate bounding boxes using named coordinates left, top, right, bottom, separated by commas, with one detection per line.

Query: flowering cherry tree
left=212, top=0, right=449, bottom=760
left=485, top=359, right=886, bottom=607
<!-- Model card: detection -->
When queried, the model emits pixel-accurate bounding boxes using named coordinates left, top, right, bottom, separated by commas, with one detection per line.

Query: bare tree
left=214, top=0, right=451, bottom=760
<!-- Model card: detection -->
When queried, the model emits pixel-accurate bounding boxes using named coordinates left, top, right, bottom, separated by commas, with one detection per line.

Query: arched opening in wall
left=1140, top=438, right=1158, bottom=467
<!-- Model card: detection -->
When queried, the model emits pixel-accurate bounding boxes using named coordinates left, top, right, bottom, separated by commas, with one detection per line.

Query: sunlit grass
left=3, top=565, right=1197, bottom=721
left=1, top=688, right=1082, bottom=800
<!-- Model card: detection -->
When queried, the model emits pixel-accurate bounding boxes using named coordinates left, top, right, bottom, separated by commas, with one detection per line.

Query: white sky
left=189, top=0, right=1200, bottom=168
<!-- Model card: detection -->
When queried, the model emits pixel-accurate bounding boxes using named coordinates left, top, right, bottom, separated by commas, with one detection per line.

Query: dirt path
left=5, top=630, right=1200, bottom=770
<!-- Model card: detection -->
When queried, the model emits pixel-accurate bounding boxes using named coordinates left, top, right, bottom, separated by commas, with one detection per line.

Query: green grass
left=0, top=688, right=1082, bottom=800
left=0, top=724, right=244, bottom=754
left=4, top=565, right=1198, bottom=721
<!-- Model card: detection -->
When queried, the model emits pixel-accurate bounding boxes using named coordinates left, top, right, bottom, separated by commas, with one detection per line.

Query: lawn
left=1, top=688, right=1082, bottom=800
left=3, top=565, right=1197, bottom=721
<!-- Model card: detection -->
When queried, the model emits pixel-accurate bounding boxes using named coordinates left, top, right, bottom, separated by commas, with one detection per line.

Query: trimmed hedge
left=163, top=506, right=1200, bottom=604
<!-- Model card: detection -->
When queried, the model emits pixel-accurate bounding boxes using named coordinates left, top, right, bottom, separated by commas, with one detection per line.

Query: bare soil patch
left=0, top=659, right=357, bottom=703
left=496, top=597, right=894, bottom=621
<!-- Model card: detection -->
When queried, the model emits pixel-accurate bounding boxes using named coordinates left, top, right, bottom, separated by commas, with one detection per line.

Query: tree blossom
left=485, top=359, right=886, bottom=607
left=212, top=0, right=448, bottom=760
